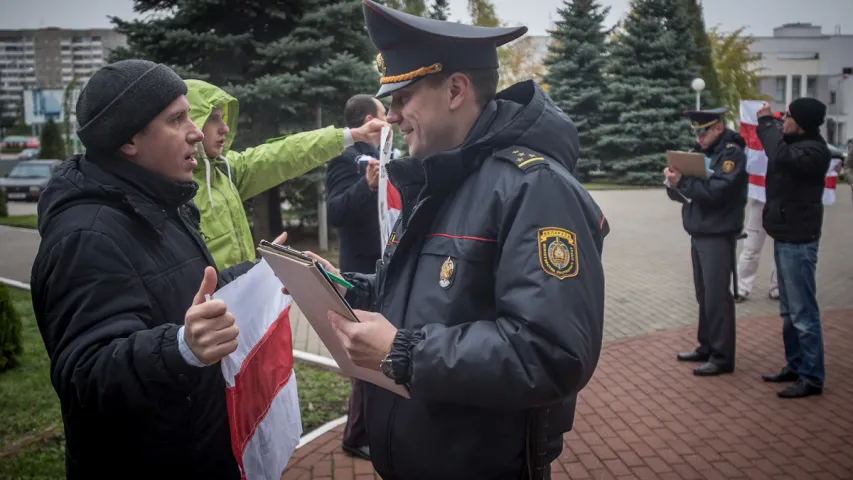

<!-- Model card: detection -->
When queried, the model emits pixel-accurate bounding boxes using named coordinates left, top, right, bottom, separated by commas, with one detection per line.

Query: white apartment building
left=0, top=28, right=126, bottom=125
left=752, top=23, right=853, bottom=146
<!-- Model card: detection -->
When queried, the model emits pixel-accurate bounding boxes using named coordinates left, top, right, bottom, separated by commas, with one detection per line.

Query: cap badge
left=376, top=53, right=386, bottom=76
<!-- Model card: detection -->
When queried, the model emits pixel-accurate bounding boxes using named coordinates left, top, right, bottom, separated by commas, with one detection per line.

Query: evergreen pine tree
left=684, top=0, right=720, bottom=108
left=110, top=0, right=379, bottom=242
left=0, top=184, right=7, bottom=217
left=594, top=0, right=697, bottom=184
left=428, top=0, right=451, bottom=20
left=543, top=0, right=610, bottom=181
left=0, top=283, right=23, bottom=372
left=38, top=118, right=66, bottom=160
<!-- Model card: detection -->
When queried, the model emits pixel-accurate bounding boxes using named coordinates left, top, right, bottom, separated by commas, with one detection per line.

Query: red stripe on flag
left=387, top=182, right=401, bottom=210
left=749, top=174, right=766, bottom=187
left=740, top=123, right=763, bottom=151
left=826, top=177, right=837, bottom=189
left=226, top=306, right=294, bottom=476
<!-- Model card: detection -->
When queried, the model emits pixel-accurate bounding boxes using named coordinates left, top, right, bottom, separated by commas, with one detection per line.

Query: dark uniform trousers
left=691, top=235, right=736, bottom=368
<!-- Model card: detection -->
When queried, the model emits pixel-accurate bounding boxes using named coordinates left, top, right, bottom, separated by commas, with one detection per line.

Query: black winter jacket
left=31, top=154, right=250, bottom=480
left=343, top=81, right=609, bottom=480
left=325, top=142, right=382, bottom=274
left=666, top=129, right=749, bottom=236
left=756, top=117, right=831, bottom=243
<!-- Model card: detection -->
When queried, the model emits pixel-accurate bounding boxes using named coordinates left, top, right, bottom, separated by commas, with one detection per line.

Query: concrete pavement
left=6, top=201, right=38, bottom=216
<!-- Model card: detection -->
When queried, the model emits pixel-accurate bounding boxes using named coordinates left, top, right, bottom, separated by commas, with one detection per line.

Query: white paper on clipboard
left=377, top=124, right=393, bottom=255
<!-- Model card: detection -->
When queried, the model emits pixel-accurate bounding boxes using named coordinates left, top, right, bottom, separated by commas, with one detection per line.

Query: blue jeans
left=774, top=241, right=824, bottom=386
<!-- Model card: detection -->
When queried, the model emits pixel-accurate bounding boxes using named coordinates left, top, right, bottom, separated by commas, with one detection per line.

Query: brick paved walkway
left=282, top=308, right=853, bottom=479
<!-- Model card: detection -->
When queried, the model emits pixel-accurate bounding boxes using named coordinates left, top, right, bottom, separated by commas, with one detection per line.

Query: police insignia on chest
left=439, top=256, right=455, bottom=289
left=722, top=160, right=735, bottom=173
left=538, top=228, right=578, bottom=280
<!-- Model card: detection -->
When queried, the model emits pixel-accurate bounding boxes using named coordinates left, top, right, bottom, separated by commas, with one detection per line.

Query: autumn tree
left=543, top=0, right=610, bottom=179
left=709, top=26, right=770, bottom=124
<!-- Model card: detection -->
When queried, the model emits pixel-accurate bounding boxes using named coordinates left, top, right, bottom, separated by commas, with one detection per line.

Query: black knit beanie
left=76, top=60, right=188, bottom=154
left=788, top=97, right=826, bottom=133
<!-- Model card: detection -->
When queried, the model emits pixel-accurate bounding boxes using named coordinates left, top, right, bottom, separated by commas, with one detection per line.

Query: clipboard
left=666, top=150, right=708, bottom=178
left=257, top=241, right=410, bottom=399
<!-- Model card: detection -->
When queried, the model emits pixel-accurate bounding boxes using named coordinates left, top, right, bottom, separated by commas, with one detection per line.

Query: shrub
left=0, top=283, right=24, bottom=372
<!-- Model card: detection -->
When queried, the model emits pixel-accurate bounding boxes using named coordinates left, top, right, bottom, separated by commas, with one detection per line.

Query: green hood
left=185, top=79, right=239, bottom=157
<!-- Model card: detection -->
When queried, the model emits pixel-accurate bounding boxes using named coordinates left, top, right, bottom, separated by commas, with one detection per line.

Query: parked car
left=0, top=158, right=19, bottom=178
left=828, top=143, right=845, bottom=161
left=0, top=159, right=62, bottom=202
left=17, top=148, right=40, bottom=160
left=0, top=136, right=40, bottom=153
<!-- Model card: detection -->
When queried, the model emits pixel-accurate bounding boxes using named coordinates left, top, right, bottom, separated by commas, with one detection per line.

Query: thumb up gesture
left=183, top=266, right=239, bottom=365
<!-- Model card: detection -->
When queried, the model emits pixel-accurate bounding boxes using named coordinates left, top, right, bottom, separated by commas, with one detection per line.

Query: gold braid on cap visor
left=379, top=63, right=444, bottom=85
left=691, top=119, right=718, bottom=130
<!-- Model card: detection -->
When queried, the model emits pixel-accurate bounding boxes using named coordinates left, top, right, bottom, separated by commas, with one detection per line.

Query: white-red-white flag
left=216, top=259, right=302, bottom=480
left=378, top=125, right=401, bottom=254
left=739, top=100, right=840, bottom=205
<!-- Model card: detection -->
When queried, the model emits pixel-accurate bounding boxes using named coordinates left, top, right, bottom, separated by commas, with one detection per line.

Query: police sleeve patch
left=538, top=227, right=579, bottom=280
left=495, top=146, right=548, bottom=171
left=722, top=160, right=735, bottom=173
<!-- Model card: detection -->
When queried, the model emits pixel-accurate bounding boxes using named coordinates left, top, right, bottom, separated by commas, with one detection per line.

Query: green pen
left=319, top=263, right=353, bottom=290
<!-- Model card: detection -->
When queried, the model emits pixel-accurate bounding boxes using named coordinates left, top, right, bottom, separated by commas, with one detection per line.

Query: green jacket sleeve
left=225, top=126, right=344, bottom=200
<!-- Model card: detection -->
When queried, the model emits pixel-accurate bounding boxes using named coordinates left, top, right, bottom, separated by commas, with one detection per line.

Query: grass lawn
left=0, top=215, right=38, bottom=230
left=0, top=287, right=350, bottom=478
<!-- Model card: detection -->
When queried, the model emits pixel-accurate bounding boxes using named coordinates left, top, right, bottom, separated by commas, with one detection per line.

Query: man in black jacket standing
left=30, top=60, right=276, bottom=479
left=324, top=93, right=387, bottom=460
left=665, top=107, right=748, bottom=377
left=755, top=98, right=830, bottom=399
left=297, top=2, right=609, bottom=478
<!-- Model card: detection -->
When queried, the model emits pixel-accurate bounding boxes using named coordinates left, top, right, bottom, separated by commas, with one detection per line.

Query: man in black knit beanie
left=755, top=97, right=831, bottom=399
left=31, top=59, right=280, bottom=478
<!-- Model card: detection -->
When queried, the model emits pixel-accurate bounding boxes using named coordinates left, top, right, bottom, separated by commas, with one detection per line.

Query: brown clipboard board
left=666, top=150, right=708, bottom=178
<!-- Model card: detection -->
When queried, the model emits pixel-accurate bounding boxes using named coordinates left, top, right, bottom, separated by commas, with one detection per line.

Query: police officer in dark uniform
left=303, top=1, right=610, bottom=479
left=665, top=107, right=748, bottom=377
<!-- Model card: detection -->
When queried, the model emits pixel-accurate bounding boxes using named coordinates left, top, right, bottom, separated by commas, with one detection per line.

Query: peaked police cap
left=362, top=0, right=527, bottom=98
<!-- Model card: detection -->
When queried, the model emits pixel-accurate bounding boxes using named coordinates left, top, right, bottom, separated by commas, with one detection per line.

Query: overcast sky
left=0, top=0, right=851, bottom=37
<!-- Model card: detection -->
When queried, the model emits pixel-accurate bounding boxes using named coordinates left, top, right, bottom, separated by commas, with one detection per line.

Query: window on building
left=830, top=90, right=837, bottom=105
left=775, top=76, right=787, bottom=103
left=806, top=76, right=817, bottom=98
left=791, top=76, right=802, bottom=100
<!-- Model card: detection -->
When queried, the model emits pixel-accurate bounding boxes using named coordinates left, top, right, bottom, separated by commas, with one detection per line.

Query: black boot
left=677, top=350, right=709, bottom=362
left=693, top=362, right=734, bottom=376
left=342, top=444, right=371, bottom=460
left=777, top=379, right=822, bottom=399
left=761, top=367, right=799, bottom=383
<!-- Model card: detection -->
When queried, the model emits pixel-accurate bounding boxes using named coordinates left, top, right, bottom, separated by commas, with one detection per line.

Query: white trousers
left=736, top=197, right=778, bottom=296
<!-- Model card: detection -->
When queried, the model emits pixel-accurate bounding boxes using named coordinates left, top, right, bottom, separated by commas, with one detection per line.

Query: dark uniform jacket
left=31, top=154, right=250, bottom=479
left=325, top=142, right=382, bottom=274
left=756, top=117, right=831, bottom=243
left=343, top=80, right=609, bottom=480
left=666, top=129, right=748, bottom=236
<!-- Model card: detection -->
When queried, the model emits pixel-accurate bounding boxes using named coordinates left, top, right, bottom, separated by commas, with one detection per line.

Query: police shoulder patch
left=538, top=227, right=579, bottom=280
left=722, top=159, right=735, bottom=173
left=495, top=146, right=549, bottom=172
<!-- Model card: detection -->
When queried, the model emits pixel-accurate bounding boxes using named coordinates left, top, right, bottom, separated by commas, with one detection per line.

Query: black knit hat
left=788, top=97, right=826, bottom=133
left=76, top=60, right=188, bottom=153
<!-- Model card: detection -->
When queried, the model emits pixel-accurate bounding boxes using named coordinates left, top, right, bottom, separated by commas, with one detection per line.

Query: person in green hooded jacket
left=185, top=79, right=385, bottom=270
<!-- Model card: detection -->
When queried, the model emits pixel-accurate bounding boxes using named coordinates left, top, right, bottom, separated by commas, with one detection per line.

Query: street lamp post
left=691, top=78, right=705, bottom=110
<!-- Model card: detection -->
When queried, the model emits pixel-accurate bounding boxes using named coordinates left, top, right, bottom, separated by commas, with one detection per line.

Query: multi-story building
left=752, top=23, right=853, bottom=146
left=0, top=28, right=126, bottom=126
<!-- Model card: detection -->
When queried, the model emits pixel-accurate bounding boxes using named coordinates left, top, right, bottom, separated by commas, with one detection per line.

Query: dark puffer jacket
left=756, top=116, right=831, bottom=243
left=344, top=81, right=609, bottom=480
left=31, top=154, right=250, bottom=479
left=666, top=129, right=749, bottom=237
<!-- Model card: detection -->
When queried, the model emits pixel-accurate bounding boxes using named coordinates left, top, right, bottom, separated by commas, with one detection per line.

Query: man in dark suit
left=324, top=93, right=387, bottom=460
